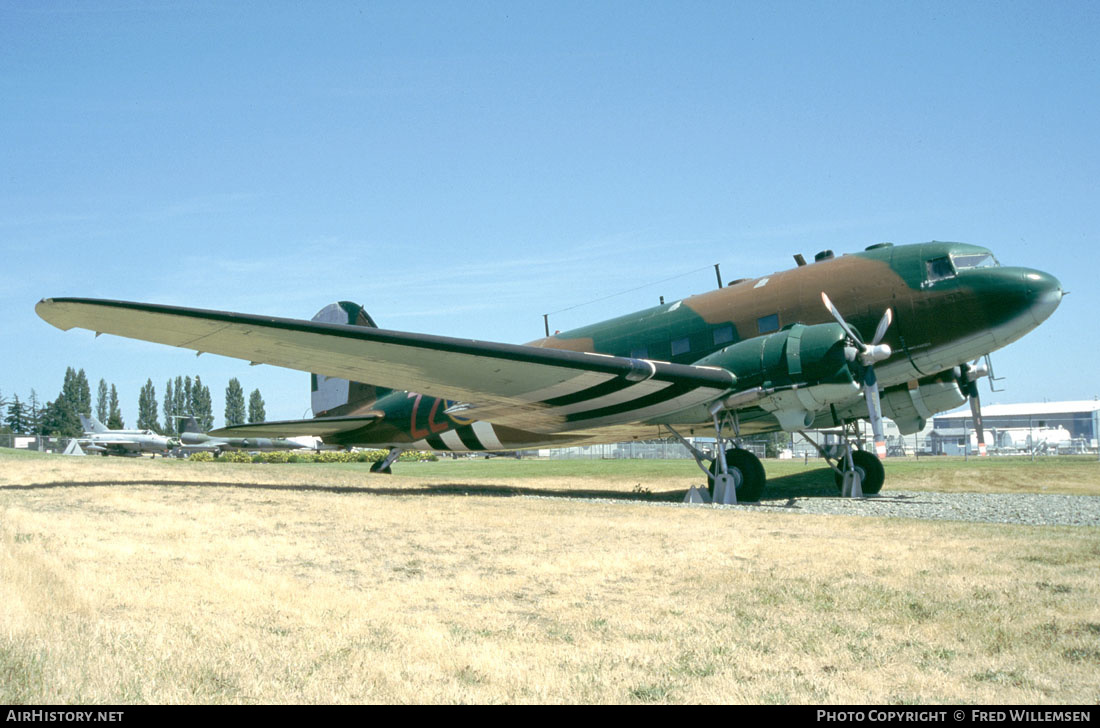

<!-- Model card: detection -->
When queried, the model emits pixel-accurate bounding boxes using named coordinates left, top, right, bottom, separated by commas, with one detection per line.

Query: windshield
left=951, top=253, right=999, bottom=270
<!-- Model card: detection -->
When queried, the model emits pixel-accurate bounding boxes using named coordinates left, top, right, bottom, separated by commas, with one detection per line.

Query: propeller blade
left=967, top=380, right=988, bottom=456
left=863, top=365, right=887, bottom=459
left=820, top=291, right=863, bottom=345
left=871, top=307, right=893, bottom=346
left=822, top=290, right=892, bottom=460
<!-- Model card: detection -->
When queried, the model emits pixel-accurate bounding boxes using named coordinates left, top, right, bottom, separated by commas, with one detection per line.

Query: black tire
left=708, top=448, right=767, bottom=502
left=833, top=449, right=885, bottom=494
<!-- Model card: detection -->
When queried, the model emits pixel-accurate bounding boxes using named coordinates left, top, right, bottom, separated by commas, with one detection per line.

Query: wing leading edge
left=36, top=298, right=736, bottom=433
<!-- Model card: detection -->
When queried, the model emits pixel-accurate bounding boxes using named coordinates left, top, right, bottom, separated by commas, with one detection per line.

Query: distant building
left=932, top=400, right=1100, bottom=455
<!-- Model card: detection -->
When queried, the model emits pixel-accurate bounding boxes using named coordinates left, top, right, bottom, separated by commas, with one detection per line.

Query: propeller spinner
left=821, top=292, right=894, bottom=459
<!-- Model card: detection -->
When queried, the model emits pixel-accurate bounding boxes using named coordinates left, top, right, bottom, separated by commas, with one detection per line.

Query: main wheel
left=833, top=449, right=885, bottom=494
left=708, top=448, right=767, bottom=502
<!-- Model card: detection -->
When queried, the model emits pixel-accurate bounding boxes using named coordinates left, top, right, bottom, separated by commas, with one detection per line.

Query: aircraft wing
left=37, top=298, right=736, bottom=432
left=78, top=438, right=140, bottom=451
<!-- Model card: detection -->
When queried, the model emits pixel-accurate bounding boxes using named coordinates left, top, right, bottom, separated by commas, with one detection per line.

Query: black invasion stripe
left=455, top=426, right=486, bottom=451
left=41, top=298, right=736, bottom=388
left=564, top=382, right=701, bottom=423
left=425, top=434, right=448, bottom=451
left=540, top=375, right=634, bottom=407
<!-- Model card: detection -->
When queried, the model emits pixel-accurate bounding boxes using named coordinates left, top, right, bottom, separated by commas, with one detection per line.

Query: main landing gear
left=798, top=424, right=885, bottom=497
left=668, top=410, right=766, bottom=504
left=369, top=447, right=403, bottom=474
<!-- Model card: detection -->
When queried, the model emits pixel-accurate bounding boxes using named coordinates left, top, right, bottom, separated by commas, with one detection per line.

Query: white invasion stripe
left=472, top=421, right=504, bottom=450
left=551, top=380, right=672, bottom=416
left=512, top=371, right=616, bottom=403
left=560, top=387, right=726, bottom=431
left=410, top=438, right=432, bottom=451
left=440, top=429, right=468, bottom=452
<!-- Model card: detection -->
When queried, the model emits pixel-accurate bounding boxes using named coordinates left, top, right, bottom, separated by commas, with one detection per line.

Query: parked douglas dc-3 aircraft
left=38, top=241, right=1061, bottom=500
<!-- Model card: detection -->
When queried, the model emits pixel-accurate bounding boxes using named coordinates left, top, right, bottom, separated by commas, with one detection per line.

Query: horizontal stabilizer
left=208, top=414, right=383, bottom=438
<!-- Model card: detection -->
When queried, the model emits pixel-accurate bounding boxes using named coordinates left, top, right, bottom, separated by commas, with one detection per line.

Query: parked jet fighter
left=38, top=241, right=1061, bottom=498
left=76, top=413, right=176, bottom=456
left=175, top=415, right=307, bottom=454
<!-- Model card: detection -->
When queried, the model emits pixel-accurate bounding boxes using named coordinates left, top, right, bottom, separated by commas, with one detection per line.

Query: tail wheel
left=709, top=448, right=767, bottom=502
left=833, top=449, right=885, bottom=495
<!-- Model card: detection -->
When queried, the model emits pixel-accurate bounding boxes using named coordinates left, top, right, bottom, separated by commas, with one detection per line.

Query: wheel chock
left=684, top=486, right=711, bottom=504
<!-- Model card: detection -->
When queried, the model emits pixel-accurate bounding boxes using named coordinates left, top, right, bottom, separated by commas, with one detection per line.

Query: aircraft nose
left=1023, top=269, right=1063, bottom=326
left=971, top=266, right=1062, bottom=347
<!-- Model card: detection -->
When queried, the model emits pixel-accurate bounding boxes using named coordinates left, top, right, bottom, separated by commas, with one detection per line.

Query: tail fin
left=310, top=302, right=394, bottom=416
left=180, top=416, right=203, bottom=434
left=80, top=413, right=109, bottom=433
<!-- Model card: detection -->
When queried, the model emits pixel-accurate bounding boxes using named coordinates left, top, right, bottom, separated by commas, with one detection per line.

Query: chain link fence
left=0, top=433, right=74, bottom=452
left=547, top=439, right=766, bottom=460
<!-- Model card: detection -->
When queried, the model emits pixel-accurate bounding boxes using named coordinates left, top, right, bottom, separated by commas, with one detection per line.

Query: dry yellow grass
left=2, top=452, right=1098, bottom=703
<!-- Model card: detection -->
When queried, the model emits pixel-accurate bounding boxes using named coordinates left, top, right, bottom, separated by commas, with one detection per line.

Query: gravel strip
left=704, top=490, right=1100, bottom=526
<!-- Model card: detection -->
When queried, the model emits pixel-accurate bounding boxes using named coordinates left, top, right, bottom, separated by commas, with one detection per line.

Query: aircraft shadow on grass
left=0, top=467, right=929, bottom=506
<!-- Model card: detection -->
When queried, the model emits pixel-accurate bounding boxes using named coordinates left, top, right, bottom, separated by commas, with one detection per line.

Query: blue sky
left=2, top=0, right=1098, bottom=425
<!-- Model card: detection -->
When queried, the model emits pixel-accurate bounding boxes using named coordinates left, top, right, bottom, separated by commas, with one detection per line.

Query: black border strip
left=540, top=375, right=634, bottom=407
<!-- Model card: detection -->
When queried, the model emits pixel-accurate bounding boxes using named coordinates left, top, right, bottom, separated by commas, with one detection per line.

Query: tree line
left=2, top=369, right=266, bottom=438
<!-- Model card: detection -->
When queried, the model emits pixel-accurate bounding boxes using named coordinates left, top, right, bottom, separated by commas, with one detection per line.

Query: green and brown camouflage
left=35, top=240, right=1062, bottom=475
left=304, top=240, right=1061, bottom=448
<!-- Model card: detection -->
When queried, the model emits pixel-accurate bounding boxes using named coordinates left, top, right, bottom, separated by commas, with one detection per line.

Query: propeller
left=821, top=292, right=894, bottom=459
left=955, top=361, right=990, bottom=456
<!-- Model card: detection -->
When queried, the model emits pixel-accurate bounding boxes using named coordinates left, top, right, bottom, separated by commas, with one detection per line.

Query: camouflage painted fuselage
left=318, top=241, right=1061, bottom=451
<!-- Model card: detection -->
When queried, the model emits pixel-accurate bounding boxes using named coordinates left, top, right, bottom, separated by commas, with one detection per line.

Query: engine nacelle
left=694, top=322, right=863, bottom=430
left=694, top=322, right=858, bottom=389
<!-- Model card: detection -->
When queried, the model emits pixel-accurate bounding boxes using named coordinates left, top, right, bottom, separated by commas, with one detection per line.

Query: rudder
left=310, top=301, right=393, bottom=416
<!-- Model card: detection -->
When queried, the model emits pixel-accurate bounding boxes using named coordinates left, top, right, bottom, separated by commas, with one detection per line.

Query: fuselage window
left=951, top=253, right=999, bottom=270
left=757, top=313, right=779, bottom=334
left=712, top=324, right=734, bottom=346
left=671, top=337, right=691, bottom=356
left=925, top=256, right=956, bottom=283
left=629, top=345, right=649, bottom=359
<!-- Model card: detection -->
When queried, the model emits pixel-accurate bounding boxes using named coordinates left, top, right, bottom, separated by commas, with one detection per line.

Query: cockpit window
left=951, top=253, right=999, bottom=270
left=925, top=256, right=955, bottom=283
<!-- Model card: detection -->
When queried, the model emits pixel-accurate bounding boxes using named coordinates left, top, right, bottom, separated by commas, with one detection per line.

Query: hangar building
left=930, top=400, right=1100, bottom=455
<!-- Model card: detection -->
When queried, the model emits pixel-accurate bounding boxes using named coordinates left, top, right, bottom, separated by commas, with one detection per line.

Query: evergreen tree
left=61, top=368, right=79, bottom=412
left=248, top=389, right=266, bottom=424
left=40, top=397, right=81, bottom=437
left=191, top=376, right=213, bottom=431
left=224, top=378, right=246, bottom=427
left=137, top=379, right=160, bottom=432
left=45, top=369, right=83, bottom=436
left=108, top=384, right=124, bottom=429
left=163, top=378, right=176, bottom=436
left=184, top=376, right=193, bottom=417
left=26, top=390, right=42, bottom=435
left=5, top=395, right=27, bottom=434
left=96, top=379, right=109, bottom=422
left=173, top=376, right=187, bottom=424
left=75, top=369, right=91, bottom=417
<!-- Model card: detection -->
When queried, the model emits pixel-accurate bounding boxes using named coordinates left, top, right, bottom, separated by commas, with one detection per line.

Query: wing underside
left=37, top=298, right=736, bottom=433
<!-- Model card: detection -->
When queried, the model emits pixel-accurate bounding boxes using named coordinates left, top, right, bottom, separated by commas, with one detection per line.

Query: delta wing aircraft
left=38, top=241, right=1061, bottom=500
left=175, top=415, right=308, bottom=454
left=75, top=413, right=176, bottom=456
